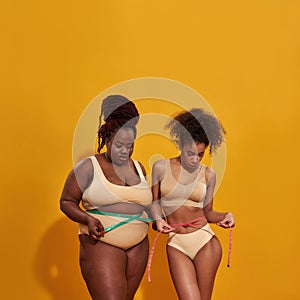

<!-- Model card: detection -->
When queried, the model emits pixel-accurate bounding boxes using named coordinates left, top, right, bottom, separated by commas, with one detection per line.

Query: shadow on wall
left=33, top=218, right=90, bottom=300
left=34, top=218, right=177, bottom=300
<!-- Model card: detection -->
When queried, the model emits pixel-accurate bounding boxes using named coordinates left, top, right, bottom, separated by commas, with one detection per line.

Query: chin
left=117, top=158, right=129, bottom=165
left=189, top=164, right=199, bottom=170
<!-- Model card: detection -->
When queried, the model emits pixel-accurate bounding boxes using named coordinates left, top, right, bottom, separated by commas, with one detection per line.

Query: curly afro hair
left=97, top=95, right=139, bottom=152
left=165, top=108, right=226, bottom=154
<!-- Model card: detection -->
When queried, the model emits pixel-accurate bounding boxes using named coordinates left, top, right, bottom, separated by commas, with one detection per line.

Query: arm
left=60, top=158, right=105, bottom=239
left=151, top=160, right=174, bottom=233
left=203, top=167, right=235, bottom=228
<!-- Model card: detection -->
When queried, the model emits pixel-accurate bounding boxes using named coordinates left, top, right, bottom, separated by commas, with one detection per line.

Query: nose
left=120, top=146, right=130, bottom=154
left=191, top=155, right=199, bottom=164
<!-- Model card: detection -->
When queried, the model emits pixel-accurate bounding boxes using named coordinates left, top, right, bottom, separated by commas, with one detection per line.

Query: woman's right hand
left=156, top=218, right=174, bottom=233
left=86, top=215, right=105, bottom=240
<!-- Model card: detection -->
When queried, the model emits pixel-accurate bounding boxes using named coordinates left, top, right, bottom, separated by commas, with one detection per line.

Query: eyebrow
left=114, top=141, right=134, bottom=146
left=187, top=150, right=205, bottom=155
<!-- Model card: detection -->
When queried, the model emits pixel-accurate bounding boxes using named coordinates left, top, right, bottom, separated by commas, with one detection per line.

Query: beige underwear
left=167, top=223, right=214, bottom=260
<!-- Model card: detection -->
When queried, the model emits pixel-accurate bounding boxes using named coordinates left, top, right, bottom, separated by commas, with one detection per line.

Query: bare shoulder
left=152, top=159, right=167, bottom=173
left=204, top=165, right=216, bottom=184
left=73, top=156, right=94, bottom=183
left=151, top=159, right=167, bottom=183
left=62, top=156, right=94, bottom=195
left=74, top=156, right=94, bottom=173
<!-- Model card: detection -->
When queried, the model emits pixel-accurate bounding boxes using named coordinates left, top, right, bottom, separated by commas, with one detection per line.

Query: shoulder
left=65, top=156, right=95, bottom=191
left=151, top=159, right=168, bottom=182
left=203, top=165, right=215, bottom=175
left=203, top=166, right=216, bottom=184
left=152, top=159, right=167, bottom=173
left=73, top=156, right=94, bottom=178
left=74, top=156, right=94, bottom=169
left=133, top=159, right=147, bottom=176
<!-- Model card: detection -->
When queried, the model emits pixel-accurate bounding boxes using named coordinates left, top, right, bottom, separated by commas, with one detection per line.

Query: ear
left=105, top=138, right=110, bottom=147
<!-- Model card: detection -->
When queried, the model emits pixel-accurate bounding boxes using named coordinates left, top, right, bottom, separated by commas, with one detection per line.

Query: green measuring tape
left=87, top=209, right=153, bottom=233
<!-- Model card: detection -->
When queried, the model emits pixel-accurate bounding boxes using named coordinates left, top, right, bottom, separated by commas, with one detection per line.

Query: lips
left=119, top=156, right=128, bottom=161
left=189, top=163, right=198, bottom=169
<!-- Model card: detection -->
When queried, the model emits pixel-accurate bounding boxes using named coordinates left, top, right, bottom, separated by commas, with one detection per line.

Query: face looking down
left=106, top=127, right=135, bottom=165
left=180, top=142, right=207, bottom=171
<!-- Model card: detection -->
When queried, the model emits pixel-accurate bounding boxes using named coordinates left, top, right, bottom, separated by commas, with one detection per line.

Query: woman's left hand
left=217, top=212, right=235, bottom=228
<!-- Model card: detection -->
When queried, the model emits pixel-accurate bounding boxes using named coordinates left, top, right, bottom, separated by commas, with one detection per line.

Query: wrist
left=155, top=217, right=164, bottom=222
left=84, top=212, right=93, bottom=225
left=225, top=212, right=233, bottom=218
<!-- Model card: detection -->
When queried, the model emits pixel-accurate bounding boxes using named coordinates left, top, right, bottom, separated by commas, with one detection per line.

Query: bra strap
left=133, top=160, right=146, bottom=181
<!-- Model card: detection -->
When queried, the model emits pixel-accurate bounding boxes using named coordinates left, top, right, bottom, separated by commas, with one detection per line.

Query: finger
left=90, top=233, right=99, bottom=241
left=217, top=221, right=228, bottom=228
left=229, top=221, right=235, bottom=227
left=164, top=225, right=174, bottom=230
left=162, top=228, right=174, bottom=233
left=95, top=222, right=105, bottom=234
left=217, top=220, right=226, bottom=226
left=93, top=226, right=104, bottom=237
left=164, top=228, right=174, bottom=233
left=91, top=230, right=101, bottom=238
left=224, top=220, right=231, bottom=227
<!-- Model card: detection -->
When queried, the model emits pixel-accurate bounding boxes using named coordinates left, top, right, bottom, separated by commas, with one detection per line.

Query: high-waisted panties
left=147, top=217, right=233, bottom=282
left=79, top=210, right=152, bottom=250
left=167, top=223, right=215, bottom=260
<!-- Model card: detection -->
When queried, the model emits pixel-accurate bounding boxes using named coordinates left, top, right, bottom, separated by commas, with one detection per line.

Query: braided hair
left=97, top=95, right=139, bottom=153
left=165, top=108, right=226, bottom=154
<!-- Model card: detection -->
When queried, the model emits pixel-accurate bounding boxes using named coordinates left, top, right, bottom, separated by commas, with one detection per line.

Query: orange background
left=1, top=1, right=300, bottom=299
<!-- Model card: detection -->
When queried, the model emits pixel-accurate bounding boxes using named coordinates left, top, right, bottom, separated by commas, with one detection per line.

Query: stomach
left=165, top=206, right=208, bottom=234
left=79, top=210, right=149, bottom=250
left=92, top=202, right=148, bottom=215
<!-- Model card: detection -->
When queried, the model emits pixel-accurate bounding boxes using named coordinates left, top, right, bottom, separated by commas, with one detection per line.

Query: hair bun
left=102, top=95, right=139, bottom=126
left=97, top=95, right=139, bottom=152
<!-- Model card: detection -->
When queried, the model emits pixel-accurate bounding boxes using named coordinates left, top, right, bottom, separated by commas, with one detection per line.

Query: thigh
left=194, top=236, right=222, bottom=300
left=125, top=236, right=149, bottom=300
left=167, top=245, right=201, bottom=300
left=79, top=234, right=127, bottom=300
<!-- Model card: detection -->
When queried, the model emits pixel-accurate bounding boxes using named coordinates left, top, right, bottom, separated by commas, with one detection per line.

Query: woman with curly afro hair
left=151, top=108, right=235, bottom=300
left=60, top=95, right=152, bottom=300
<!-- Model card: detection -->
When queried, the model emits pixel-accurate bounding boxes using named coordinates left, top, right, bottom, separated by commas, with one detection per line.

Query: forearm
left=150, top=200, right=164, bottom=221
left=203, top=171, right=235, bottom=227
left=205, top=210, right=228, bottom=224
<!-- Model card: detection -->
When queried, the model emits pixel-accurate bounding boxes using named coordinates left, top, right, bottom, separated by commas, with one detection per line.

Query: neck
left=178, top=155, right=199, bottom=173
left=104, top=152, right=112, bottom=163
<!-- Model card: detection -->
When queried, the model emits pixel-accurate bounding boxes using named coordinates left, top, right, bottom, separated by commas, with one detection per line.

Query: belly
left=79, top=210, right=149, bottom=250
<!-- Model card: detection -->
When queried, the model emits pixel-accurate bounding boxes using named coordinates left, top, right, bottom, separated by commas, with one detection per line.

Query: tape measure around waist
left=86, top=209, right=153, bottom=233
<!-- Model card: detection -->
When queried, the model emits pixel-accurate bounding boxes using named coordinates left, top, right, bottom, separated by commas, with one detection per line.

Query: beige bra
left=160, top=159, right=207, bottom=208
left=81, top=156, right=152, bottom=210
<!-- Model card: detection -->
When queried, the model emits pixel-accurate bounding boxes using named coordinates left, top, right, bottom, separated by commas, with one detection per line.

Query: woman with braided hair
left=60, top=95, right=152, bottom=300
left=151, top=108, right=235, bottom=300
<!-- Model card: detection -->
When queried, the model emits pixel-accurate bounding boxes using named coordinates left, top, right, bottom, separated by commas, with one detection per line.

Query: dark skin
left=60, top=127, right=149, bottom=300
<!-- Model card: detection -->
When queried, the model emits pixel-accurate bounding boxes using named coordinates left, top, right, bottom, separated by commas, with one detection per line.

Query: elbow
left=59, top=197, right=80, bottom=215
left=59, top=198, right=67, bottom=214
